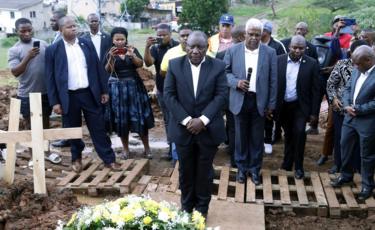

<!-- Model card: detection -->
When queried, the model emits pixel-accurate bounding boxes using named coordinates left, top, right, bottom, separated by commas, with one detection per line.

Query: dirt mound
left=0, top=86, right=17, bottom=131
left=0, top=179, right=80, bottom=230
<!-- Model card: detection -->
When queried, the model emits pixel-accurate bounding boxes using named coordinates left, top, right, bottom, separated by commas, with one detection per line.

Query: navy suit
left=340, top=67, right=375, bottom=190
left=45, top=38, right=115, bottom=164
left=164, top=55, right=227, bottom=214
left=81, top=31, right=112, bottom=67
left=224, top=42, right=278, bottom=174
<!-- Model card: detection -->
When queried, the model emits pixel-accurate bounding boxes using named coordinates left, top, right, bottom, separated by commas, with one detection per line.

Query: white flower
left=158, top=211, right=169, bottom=222
left=152, top=223, right=159, bottom=230
left=102, top=227, right=117, bottom=230
left=134, top=208, right=145, bottom=218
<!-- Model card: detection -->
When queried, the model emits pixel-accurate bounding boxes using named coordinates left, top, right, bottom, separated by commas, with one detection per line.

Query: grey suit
left=340, top=67, right=375, bottom=190
left=224, top=42, right=277, bottom=174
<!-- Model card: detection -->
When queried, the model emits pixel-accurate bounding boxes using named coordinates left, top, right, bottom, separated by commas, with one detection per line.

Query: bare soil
left=0, top=68, right=374, bottom=229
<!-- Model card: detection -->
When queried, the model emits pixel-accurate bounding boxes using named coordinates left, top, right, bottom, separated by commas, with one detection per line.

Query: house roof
left=0, top=0, right=43, bottom=10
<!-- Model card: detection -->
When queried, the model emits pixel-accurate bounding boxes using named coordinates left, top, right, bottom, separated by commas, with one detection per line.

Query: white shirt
left=284, top=57, right=301, bottom=102
left=90, top=31, right=102, bottom=58
left=353, top=65, right=375, bottom=105
left=63, top=38, right=89, bottom=90
left=244, top=46, right=259, bottom=93
left=181, top=58, right=210, bottom=126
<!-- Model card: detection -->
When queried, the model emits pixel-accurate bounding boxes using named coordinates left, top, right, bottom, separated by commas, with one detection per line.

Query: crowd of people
left=4, top=10, right=375, bottom=219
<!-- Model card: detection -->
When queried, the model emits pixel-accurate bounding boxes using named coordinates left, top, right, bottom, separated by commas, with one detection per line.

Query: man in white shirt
left=164, top=31, right=227, bottom=218
left=331, top=45, right=375, bottom=201
left=45, top=16, right=120, bottom=172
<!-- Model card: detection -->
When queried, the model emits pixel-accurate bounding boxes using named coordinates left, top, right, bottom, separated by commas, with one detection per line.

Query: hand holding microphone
left=237, top=67, right=252, bottom=92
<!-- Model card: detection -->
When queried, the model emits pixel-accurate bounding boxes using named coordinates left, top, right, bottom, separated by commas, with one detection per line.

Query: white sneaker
left=264, top=143, right=272, bottom=155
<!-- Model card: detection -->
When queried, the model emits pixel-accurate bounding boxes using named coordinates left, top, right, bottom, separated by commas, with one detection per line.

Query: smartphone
left=156, top=37, right=163, bottom=44
left=343, top=18, right=356, bottom=26
left=33, top=41, right=40, bottom=48
left=116, top=47, right=127, bottom=55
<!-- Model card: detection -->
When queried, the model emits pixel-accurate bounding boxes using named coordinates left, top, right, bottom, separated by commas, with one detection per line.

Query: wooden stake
left=30, top=93, right=46, bottom=194
left=3, top=98, right=20, bottom=184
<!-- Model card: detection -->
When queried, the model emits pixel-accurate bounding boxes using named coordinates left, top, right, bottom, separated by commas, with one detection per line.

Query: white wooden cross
left=0, top=93, right=82, bottom=194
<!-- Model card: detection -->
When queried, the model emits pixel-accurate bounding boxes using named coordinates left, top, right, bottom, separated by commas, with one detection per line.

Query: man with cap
left=260, top=20, right=286, bottom=155
left=207, top=14, right=234, bottom=57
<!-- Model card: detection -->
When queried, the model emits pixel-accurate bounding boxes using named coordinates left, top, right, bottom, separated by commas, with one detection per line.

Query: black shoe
left=316, top=156, right=328, bottom=166
left=358, top=188, right=373, bottom=201
left=52, top=139, right=70, bottom=148
left=294, top=169, right=305, bottom=180
left=330, top=176, right=353, bottom=188
left=236, top=170, right=246, bottom=184
left=328, top=165, right=339, bottom=174
left=250, top=172, right=261, bottom=185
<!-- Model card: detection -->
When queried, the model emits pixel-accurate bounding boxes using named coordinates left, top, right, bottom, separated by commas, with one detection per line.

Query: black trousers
left=64, top=88, right=115, bottom=164
left=176, top=141, right=217, bottom=214
left=225, top=108, right=235, bottom=164
left=280, top=101, right=307, bottom=171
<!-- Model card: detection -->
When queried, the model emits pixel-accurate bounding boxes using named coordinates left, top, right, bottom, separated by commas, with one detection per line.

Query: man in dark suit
left=164, top=31, right=227, bottom=217
left=277, top=35, right=320, bottom=179
left=330, top=45, right=375, bottom=201
left=81, top=13, right=112, bottom=67
left=45, top=16, right=120, bottom=172
left=224, top=18, right=278, bottom=185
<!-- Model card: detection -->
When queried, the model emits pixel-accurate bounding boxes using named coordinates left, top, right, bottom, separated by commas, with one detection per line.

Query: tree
left=311, top=0, right=358, bottom=13
left=120, top=0, right=149, bottom=22
left=179, top=0, right=229, bottom=35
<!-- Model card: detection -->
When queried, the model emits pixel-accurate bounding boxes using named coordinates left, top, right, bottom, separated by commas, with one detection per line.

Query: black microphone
left=247, top=67, right=253, bottom=82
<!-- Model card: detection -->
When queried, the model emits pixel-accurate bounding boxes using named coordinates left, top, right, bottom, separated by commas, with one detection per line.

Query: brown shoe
left=105, top=162, right=122, bottom=171
left=72, top=159, right=82, bottom=173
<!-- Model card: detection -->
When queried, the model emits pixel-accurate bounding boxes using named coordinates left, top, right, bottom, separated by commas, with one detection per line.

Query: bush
left=1, top=36, right=18, bottom=48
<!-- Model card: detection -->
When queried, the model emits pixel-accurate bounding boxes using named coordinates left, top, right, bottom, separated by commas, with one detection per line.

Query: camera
left=114, top=47, right=127, bottom=55
left=156, top=37, right=163, bottom=44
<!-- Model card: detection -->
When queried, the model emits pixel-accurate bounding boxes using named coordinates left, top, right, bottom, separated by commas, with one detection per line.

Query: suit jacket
left=45, top=37, right=108, bottom=115
left=281, top=38, right=318, bottom=60
left=224, top=42, right=278, bottom=116
left=277, top=54, right=321, bottom=118
left=81, top=31, right=112, bottom=65
left=163, top=55, right=227, bottom=146
left=342, top=68, right=375, bottom=134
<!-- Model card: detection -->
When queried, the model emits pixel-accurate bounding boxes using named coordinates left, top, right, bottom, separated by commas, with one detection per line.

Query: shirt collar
left=245, top=45, right=259, bottom=54
left=90, top=31, right=102, bottom=37
left=63, top=38, right=79, bottom=46
left=365, top=65, right=375, bottom=76
left=189, top=57, right=206, bottom=67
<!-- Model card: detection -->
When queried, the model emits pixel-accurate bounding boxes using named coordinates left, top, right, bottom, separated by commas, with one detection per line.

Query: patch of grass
left=1, top=36, right=18, bottom=48
left=229, top=4, right=269, bottom=18
left=0, top=46, right=9, bottom=70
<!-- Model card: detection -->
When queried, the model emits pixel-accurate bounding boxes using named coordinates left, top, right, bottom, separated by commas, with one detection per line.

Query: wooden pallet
left=247, top=169, right=328, bottom=217
left=57, top=159, right=149, bottom=196
left=167, top=163, right=246, bottom=203
left=320, top=173, right=375, bottom=218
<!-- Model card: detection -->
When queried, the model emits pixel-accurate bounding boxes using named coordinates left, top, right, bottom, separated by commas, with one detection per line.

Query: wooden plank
left=132, top=175, right=153, bottom=195
left=235, top=181, right=245, bottom=203
left=4, top=98, right=21, bottom=184
left=161, top=168, right=174, bottom=177
left=138, top=175, right=153, bottom=185
left=145, top=183, right=158, bottom=193
left=167, top=161, right=179, bottom=192
left=70, top=162, right=100, bottom=187
left=310, top=172, right=328, bottom=207
left=342, top=186, right=359, bottom=208
left=320, top=172, right=341, bottom=217
left=295, top=178, right=309, bottom=206
left=0, top=128, right=82, bottom=143
left=246, top=176, right=256, bottom=203
left=88, top=167, right=111, bottom=187
left=217, top=166, right=230, bottom=200
left=278, top=173, right=291, bottom=205
left=101, top=159, right=134, bottom=187
left=30, top=93, right=47, bottom=194
left=119, top=159, right=149, bottom=193
left=57, top=171, right=77, bottom=186
left=262, top=170, right=273, bottom=204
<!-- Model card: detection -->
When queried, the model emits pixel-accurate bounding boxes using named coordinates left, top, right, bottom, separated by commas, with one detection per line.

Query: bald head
left=291, top=35, right=306, bottom=46
left=289, top=35, right=306, bottom=61
left=59, top=16, right=77, bottom=42
left=352, top=45, right=375, bottom=73
left=186, top=31, right=208, bottom=65
left=295, top=22, right=308, bottom=37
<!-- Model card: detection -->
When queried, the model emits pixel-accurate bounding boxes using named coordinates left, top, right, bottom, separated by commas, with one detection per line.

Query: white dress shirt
left=244, top=46, right=259, bottom=93
left=284, top=57, right=301, bottom=102
left=63, top=38, right=89, bottom=90
left=90, top=31, right=102, bottom=58
left=181, top=58, right=210, bottom=126
left=353, top=65, right=375, bottom=105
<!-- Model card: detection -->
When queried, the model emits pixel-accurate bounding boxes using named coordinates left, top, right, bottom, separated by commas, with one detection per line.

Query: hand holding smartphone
left=33, top=41, right=40, bottom=48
